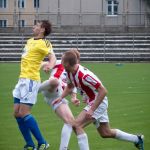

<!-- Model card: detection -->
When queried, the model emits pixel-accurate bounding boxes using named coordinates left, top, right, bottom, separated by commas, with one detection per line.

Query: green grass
left=0, top=62, right=150, bottom=150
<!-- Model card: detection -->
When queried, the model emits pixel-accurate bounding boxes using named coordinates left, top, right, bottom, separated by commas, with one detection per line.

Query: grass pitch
left=0, top=62, right=150, bottom=150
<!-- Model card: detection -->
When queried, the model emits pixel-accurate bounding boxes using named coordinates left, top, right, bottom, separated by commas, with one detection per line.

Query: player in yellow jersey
left=12, top=20, right=56, bottom=150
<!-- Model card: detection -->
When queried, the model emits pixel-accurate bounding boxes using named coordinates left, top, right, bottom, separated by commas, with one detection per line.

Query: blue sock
left=16, top=117, right=35, bottom=147
left=23, top=114, right=46, bottom=145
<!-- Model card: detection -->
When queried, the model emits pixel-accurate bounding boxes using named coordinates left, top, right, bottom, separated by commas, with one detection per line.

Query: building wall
left=0, top=0, right=149, bottom=32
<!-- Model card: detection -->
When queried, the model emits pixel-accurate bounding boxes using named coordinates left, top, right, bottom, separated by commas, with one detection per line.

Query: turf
left=0, top=62, right=150, bottom=150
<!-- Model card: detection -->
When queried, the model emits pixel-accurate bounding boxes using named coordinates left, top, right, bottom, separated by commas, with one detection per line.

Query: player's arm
left=91, top=85, right=107, bottom=111
left=52, top=83, right=74, bottom=105
left=61, top=83, right=74, bottom=99
left=86, top=85, right=107, bottom=119
left=41, top=40, right=57, bottom=73
left=42, top=53, right=56, bottom=73
left=70, top=87, right=80, bottom=106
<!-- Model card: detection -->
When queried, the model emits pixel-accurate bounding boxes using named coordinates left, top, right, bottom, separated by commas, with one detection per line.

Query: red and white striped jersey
left=66, top=64, right=103, bottom=104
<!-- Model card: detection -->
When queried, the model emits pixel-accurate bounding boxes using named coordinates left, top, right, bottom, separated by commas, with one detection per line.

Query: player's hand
left=52, top=97, right=62, bottom=105
left=86, top=108, right=94, bottom=119
left=71, top=98, right=80, bottom=106
left=41, top=61, right=51, bottom=73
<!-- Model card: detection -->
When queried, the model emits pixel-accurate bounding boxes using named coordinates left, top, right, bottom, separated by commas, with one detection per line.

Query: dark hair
left=38, top=20, right=52, bottom=36
left=63, top=50, right=78, bottom=66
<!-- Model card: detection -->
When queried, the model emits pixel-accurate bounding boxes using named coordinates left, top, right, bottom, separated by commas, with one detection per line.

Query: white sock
left=115, top=129, right=138, bottom=143
left=59, top=123, right=72, bottom=150
left=77, top=133, right=89, bottom=150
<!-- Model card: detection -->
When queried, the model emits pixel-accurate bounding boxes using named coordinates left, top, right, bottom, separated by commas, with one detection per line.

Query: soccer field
left=0, top=62, right=150, bottom=150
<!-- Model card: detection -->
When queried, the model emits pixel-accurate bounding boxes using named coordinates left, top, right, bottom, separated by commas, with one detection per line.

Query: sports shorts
left=84, top=97, right=109, bottom=128
left=13, top=78, right=41, bottom=104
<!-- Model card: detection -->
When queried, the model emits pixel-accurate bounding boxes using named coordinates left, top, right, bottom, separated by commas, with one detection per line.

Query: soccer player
left=52, top=49, right=144, bottom=150
left=39, top=59, right=80, bottom=150
left=12, top=20, right=56, bottom=150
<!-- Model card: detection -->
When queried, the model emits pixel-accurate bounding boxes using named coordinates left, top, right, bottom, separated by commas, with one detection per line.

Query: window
left=18, top=20, right=25, bottom=27
left=18, top=0, right=24, bottom=8
left=0, top=0, right=6, bottom=8
left=0, top=20, right=7, bottom=27
left=34, top=20, right=38, bottom=25
left=34, top=0, right=39, bottom=8
left=107, top=0, right=118, bottom=15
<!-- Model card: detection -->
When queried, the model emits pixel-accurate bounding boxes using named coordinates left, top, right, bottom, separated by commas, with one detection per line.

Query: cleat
left=37, top=143, right=49, bottom=150
left=134, top=135, right=144, bottom=150
left=24, top=145, right=37, bottom=150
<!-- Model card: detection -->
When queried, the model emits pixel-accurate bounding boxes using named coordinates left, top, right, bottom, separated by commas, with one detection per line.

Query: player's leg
left=97, top=122, right=144, bottom=149
left=74, top=110, right=94, bottom=150
left=13, top=80, right=36, bottom=149
left=55, top=102, right=74, bottom=150
left=14, top=99, right=35, bottom=148
left=96, top=115, right=144, bottom=150
left=19, top=79, right=48, bottom=149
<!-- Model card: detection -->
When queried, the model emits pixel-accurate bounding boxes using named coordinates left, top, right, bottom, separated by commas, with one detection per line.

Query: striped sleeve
left=83, top=74, right=101, bottom=89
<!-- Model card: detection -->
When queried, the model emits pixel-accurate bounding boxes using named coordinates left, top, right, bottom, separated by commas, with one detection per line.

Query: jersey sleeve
left=82, top=74, right=101, bottom=90
left=39, top=39, right=54, bottom=55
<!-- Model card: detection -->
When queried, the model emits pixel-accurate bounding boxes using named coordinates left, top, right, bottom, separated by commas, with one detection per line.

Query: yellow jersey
left=19, top=38, right=53, bottom=81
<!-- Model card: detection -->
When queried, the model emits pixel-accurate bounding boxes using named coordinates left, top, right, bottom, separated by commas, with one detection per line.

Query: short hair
left=62, top=50, right=78, bottom=67
left=70, top=48, right=80, bottom=62
left=38, top=20, right=52, bottom=36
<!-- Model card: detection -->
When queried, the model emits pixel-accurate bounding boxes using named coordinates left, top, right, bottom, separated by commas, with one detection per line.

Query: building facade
left=0, top=0, right=150, bottom=32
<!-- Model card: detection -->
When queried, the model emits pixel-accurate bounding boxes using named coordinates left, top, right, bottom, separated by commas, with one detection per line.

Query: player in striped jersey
left=39, top=59, right=80, bottom=150
left=52, top=49, right=144, bottom=150
left=13, top=20, right=56, bottom=150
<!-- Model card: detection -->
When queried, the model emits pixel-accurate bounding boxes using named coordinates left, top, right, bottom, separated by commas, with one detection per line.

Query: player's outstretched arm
left=42, top=53, right=56, bottom=73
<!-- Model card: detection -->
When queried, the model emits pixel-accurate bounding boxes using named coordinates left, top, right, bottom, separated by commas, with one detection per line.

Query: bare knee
left=100, top=132, right=111, bottom=138
left=13, top=105, right=20, bottom=118
left=64, top=117, right=74, bottom=125
left=73, top=122, right=85, bottom=135
left=13, top=110, right=25, bottom=118
left=13, top=107, right=30, bottom=118
left=98, top=126, right=115, bottom=138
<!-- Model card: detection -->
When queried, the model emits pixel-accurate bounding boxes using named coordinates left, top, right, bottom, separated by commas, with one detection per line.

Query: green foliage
left=0, top=63, right=150, bottom=150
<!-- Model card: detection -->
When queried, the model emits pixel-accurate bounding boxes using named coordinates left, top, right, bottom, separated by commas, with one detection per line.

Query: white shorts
left=41, top=84, right=68, bottom=110
left=84, top=97, right=109, bottom=128
left=13, top=78, right=41, bottom=104
left=52, top=98, right=68, bottom=111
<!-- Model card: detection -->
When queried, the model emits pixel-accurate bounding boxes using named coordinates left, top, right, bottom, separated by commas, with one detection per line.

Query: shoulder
left=78, top=65, right=88, bottom=76
left=41, top=39, right=52, bottom=48
left=27, top=38, right=33, bottom=43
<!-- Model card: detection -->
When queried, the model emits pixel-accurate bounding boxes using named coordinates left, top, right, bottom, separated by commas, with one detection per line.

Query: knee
left=99, top=129, right=113, bottom=138
left=49, top=77, right=59, bottom=91
left=13, top=109, right=29, bottom=118
left=64, top=116, right=74, bottom=125
left=13, top=110, right=23, bottom=118
left=73, top=122, right=83, bottom=134
left=13, top=107, right=20, bottom=118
